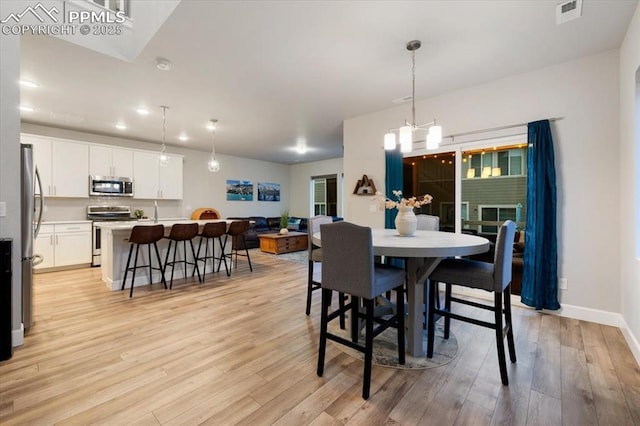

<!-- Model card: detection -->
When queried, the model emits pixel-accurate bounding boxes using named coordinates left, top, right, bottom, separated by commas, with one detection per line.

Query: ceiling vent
left=392, top=95, right=413, bottom=104
left=556, top=0, right=583, bottom=25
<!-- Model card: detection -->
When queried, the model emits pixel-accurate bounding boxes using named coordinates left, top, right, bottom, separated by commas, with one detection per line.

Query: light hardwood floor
left=1, top=250, right=638, bottom=425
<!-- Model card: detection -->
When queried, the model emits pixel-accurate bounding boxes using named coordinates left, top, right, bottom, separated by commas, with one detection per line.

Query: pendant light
left=158, top=105, right=170, bottom=166
left=207, top=119, right=220, bottom=172
left=384, top=40, right=442, bottom=152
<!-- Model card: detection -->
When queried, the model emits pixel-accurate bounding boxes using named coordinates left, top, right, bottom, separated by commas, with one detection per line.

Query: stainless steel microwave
left=89, top=176, right=133, bottom=197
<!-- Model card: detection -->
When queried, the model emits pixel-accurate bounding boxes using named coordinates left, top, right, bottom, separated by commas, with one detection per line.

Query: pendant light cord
left=411, top=49, right=416, bottom=128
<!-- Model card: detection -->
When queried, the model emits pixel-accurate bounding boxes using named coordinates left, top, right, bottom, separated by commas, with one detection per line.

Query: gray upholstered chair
left=416, top=214, right=439, bottom=231
left=306, top=215, right=333, bottom=315
left=416, top=214, right=442, bottom=325
left=427, top=220, right=517, bottom=385
left=317, top=221, right=405, bottom=400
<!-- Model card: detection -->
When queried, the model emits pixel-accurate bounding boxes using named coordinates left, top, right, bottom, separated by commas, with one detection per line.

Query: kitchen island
left=95, top=219, right=233, bottom=291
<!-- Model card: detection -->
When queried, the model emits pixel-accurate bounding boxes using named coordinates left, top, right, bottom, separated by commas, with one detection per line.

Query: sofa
left=226, top=215, right=342, bottom=249
left=226, top=216, right=309, bottom=249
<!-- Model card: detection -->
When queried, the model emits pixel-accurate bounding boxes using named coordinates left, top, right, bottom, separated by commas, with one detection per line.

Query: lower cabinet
left=34, top=223, right=91, bottom=270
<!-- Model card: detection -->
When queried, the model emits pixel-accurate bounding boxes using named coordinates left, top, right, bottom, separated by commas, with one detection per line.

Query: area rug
left=274, top=250, right=308, bottom=264
left=328, top=321, right=457, bottom=369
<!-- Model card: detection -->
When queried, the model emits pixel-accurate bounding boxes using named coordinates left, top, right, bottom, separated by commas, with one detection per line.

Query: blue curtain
left=521, top=120, right=560, bottom=310
left=385, top=147, right=403, bottom=229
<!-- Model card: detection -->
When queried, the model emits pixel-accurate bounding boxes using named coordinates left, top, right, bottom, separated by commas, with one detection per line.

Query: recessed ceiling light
left=178, top=134, right=188, bottom=141
left=19, top=80, right=38, bottom=88
left=19, top=105, right=34, bottom=112
left=295, top=145, right=308, bottom=154
left=156, top=57, right=172, bottom=71
left=136, top=108, right=150, bottom=115
left=115, top=123, right=127, bottom=130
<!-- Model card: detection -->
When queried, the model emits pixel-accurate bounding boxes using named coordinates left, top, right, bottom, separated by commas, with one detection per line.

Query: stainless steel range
left=88, top=205, right=133, bottom=267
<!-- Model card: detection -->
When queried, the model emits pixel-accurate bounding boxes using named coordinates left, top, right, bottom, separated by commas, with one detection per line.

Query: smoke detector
left=556, top=0, right=583, bottom=25
left=156, top=57, right=172, bottom=71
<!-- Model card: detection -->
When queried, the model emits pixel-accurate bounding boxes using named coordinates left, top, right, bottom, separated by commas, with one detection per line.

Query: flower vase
left=395, top=206, right=417, bottom=236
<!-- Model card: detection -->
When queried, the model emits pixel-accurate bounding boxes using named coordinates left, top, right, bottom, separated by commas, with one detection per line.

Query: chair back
left=308, top=215, right=333, bottom=253
left=201, top=221, right=227, bottom=238
left=129, top=224, right=165, bottom=245
left=494, top=220, right=517, bottom=291
left=227, top=220, right=250, bottom=236
left=416, top=214, right=440, bottom=231
left=168, top=223, right=199, bottom=241
left=320, top=222, right=374, bottom=299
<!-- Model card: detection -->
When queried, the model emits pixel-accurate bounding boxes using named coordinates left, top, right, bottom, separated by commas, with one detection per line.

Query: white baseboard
left=619, top=317, right=640, bottom=366
left=453, top=287, right=640, bottom=365
left=12, top=323, right=24, bottom=347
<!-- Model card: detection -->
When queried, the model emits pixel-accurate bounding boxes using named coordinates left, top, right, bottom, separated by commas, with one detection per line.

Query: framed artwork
left=226, top=180, right=254, bottom=201
left=257, top=182, right=280, bottom=201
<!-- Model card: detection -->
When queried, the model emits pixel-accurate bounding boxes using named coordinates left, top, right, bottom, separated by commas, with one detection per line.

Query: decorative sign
left=353, top=174, right=377, bottom=195
left=226, top=180, right=254, bottom=201
left=258, top=182, right=280, bottom=201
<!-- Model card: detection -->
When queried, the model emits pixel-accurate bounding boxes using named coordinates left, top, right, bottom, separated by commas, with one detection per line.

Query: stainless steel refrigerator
left=20, top=144, right=44, bottom=333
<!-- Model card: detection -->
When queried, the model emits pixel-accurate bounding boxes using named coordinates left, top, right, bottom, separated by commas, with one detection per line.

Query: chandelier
left=384, top=40, right=442, bottom=153
left=207, top=119, right=220, bottom=172
left=158, top=105, right=170, bottom=166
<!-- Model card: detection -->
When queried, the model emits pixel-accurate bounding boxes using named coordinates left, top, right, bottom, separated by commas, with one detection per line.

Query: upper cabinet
left=22, top=135, right=89, bottom=198
left=89, top=145, right=134, bottom=178
left=133, top=151, right=183, bottom=200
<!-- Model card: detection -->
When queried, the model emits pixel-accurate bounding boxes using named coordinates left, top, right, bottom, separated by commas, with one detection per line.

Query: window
left=479, top=205, right=518, bottom=234
left=311, top=175, right=337, bottom=217
left=465, top=148, right=526, bottom=179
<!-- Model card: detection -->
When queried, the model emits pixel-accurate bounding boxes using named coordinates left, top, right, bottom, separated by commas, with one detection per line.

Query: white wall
left=21, top=123, right=291, bottom=220
left=289, top=158, right=343, bottom=218
left=0, top=25, right=22, bottom=345
left=344, top=49, right=621, bottom=315
left=619, top=4, right=640, bottom=360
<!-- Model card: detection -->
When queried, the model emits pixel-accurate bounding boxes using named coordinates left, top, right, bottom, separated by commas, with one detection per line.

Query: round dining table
left=314, top=228, right=490, bottom=357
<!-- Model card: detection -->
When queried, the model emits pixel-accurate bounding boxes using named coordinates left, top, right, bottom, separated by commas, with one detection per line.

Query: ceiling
left=19, top=0, right=638, bottom=164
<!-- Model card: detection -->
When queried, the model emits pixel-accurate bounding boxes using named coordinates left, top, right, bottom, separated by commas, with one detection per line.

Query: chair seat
left=373, top=266, right=405, bottom=298
left=310, top=247, right=322, bottom=262
left=430, top=258, right=495, bottom=292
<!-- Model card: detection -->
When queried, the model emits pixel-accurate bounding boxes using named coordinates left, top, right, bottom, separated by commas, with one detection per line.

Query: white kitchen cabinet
left=89, top=145, right=134, bottom=178
left=34, top=223, right=91, bottom=270
left=33, top=224, right=54, bottom=270
left=22, top=135, right=89, bottom=198
left=133, top=151, right=183, bottom=199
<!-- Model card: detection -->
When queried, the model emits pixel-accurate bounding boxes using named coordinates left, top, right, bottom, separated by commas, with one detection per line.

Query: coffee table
left=258, top=231, right=308, bottom=254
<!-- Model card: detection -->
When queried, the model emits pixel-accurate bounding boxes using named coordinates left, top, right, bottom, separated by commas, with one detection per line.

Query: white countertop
left=42, top=220, right=92, bottom=224
left=94, top=219, right=230, bottom=231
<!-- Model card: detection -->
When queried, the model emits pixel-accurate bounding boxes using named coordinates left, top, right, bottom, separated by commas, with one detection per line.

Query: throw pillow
left=287, top=218, right=301, bottom=231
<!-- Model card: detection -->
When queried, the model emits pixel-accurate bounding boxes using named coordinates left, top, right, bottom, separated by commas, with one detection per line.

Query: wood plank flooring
left=1, top=250, right=638, bottom=425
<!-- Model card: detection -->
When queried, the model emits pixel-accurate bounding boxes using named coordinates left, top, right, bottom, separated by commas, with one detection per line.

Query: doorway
left=311, top=175, right=338, bottom=217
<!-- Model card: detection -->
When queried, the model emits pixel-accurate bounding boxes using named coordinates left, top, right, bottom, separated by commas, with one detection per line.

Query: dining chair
left=121, top=224, right=167, bottom=298
left=416, top=214, right=439, bottom=231
left=317, top=221, right=405, bottom=400
left=416, top=214, right=443, bottom=325
left=306, top=216, right=346, bottom=323
left=427, top=220, right=517, bottom=385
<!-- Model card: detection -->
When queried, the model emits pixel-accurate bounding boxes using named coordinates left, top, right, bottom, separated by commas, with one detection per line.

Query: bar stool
left=121, top=224, right=166, bottom=298
left=192, top=221, right=229, bottom=280
left=222, top=220, right=252, bottom=273
left=164, top=223, right=201, bottom=288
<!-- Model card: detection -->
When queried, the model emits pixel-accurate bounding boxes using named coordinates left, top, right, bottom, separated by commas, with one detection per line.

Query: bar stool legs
left=164, top=223, right=201, bottom=289
left=121, top=225, right=167, bottom=298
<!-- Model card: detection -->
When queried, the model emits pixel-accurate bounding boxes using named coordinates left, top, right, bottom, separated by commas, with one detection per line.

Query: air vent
left=556, top=0, right=582, bottom=25
left=392, top=95, right=413, bottom=104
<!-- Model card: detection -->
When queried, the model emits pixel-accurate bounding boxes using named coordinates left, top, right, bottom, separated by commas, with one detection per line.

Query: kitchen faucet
left=153, top=200, right=158, bottom=223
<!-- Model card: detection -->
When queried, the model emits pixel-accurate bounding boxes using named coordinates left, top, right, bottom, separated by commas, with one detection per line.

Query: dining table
left=314, top=228, right=490, bottom=357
